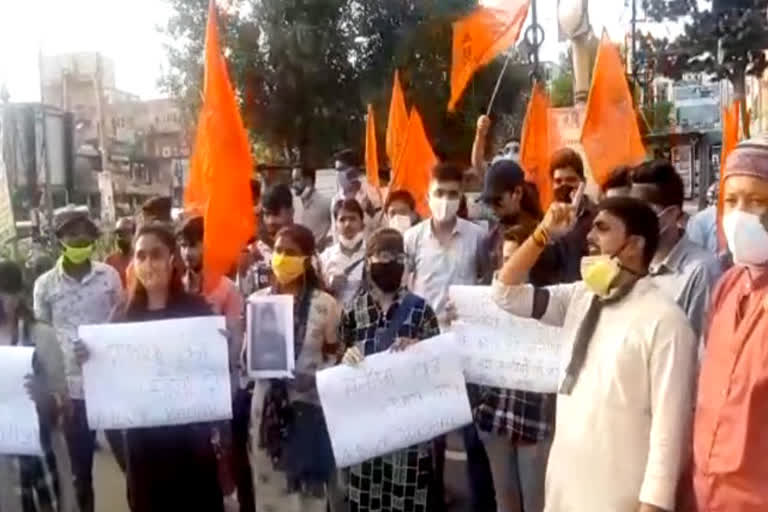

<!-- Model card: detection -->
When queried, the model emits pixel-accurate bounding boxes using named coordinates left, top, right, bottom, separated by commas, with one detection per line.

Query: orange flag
left=389, top=108, right=437, bottom=218
left=520, top=82, right=557, bottom=210
left=580, top=34, right=646, bottom=186
left=386, top=70, right=409, bottom=170
left=717, top=100, right=740, bottom=248
left=365, top=104, right=380, bottom=188
left=448, top=0, right=530, bottom=112
left=186, top=0, right=254, bottom=291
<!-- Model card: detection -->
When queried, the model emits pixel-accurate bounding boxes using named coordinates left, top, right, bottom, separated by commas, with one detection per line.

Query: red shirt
left=693, top=266, right=768, bottom=511
left=105, top=252, right=131, bottom=287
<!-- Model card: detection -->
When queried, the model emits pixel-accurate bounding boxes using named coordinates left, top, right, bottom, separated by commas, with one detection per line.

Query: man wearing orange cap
left=691, top=136, right=768, bottom=511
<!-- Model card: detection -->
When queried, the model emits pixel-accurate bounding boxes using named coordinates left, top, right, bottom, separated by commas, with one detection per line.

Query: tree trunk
left=732, top=69, right=750, bottom=140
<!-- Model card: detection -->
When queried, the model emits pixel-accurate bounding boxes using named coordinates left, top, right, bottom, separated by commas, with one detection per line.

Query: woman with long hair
left=248, top=224, right=342, bottom=512
left=76, top=223, right=225, bottom=512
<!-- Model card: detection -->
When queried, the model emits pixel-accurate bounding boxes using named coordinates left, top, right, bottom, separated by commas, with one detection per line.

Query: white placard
left=450, top=285, right=564, bottom=392
left=80, top=316, right=232, bottom=429
left=453, top=323, right=562, bottom=392
left=0, top=347, right=41, bottom=455
left=246, top=295, right=294, bottom=379
left=449, top=285, right=534, bottom=330
left=317, top=334, right=472, bottom=468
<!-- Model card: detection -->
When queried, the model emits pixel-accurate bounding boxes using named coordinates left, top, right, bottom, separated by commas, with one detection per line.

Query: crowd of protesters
left=2, top=117, right=768, bottom=512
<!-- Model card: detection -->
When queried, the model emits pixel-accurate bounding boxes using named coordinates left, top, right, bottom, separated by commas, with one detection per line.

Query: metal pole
left=486, top=53, right=512, bottom=116
left=631, top=0, right=637, bottom=80
left=94, top=56, right=115, bottom=226
left=94, top=58, right=109, bottom=179
left=37, top=51, right=54, bottom=241
left=531, top=0, right=540, bottom=75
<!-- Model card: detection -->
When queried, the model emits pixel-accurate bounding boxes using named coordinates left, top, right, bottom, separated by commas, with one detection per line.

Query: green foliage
left=639, top=1, right=768, bottom=92
left=160, top=0, right=532, bottom=166
left=642, top=100, right=674, bottom=133
left=550, top=72, right=574, bottom=108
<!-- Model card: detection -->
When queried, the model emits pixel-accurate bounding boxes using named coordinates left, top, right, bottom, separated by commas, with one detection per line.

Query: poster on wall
left=671, top=144, right=694, bottom=199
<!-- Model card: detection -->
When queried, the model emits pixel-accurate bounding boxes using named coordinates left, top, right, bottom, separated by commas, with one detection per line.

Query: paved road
left=92, top=435, right=473, bottom=512
left=94, top=447, right=129, bottom=512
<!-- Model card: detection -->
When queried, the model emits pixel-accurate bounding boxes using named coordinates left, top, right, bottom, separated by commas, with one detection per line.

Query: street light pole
left=93, top=56, right=115, bottom=226
left=631, top=0, right=637, bottom=81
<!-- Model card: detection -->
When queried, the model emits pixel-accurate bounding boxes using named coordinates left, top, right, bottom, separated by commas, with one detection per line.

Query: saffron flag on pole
left=580, top=33, right=646, bottom=186
left=185, top=0, right=254, bottom=291
left=717, top=100, right=740, bottom=248
left=448, top=0, right=530, bottom=112
left=389, top=108, right=437, bottom=218
left=365, top=104, right=380, bottom=188
left=386, top=70, right=409, bottom=171
left=520, top=82, right=556, bottom=210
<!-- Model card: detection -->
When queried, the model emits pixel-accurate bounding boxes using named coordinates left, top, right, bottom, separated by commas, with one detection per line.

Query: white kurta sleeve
left=491, top=279, right=576, bottom=328
left=639, top=312, right=697, bottom=509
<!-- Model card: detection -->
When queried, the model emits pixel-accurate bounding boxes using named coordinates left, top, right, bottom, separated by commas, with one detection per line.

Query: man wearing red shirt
left=692, top=135, right=768, bottom=511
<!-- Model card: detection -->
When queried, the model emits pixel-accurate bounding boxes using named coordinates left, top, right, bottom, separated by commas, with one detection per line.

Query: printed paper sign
left=80, top=316, right=232, bottom=429
left=317, top=334, right=472, bottom=468
left=0, top=346, right=41, bottom=455
left=246, top=295, right=294, bottom=379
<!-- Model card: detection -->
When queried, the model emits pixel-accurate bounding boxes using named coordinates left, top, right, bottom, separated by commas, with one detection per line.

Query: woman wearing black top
left=76, top=223, right=225, bottom=512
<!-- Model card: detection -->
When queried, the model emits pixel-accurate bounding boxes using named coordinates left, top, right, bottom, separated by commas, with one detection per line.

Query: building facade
left=40, top=53, right=189, bottom=217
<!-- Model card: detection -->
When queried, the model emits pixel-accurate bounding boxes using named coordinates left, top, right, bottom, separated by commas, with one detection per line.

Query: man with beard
left=479, top=155, right=594, bottom=287
left=105, top=217, right=136, bottom=287
left=492, top=196, right=696, bottom=511
left=529, top=148, right=596, bottom=285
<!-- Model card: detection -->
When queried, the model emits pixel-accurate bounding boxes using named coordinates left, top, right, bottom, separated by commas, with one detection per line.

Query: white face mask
left=339, top=231, right=364, bottom=250
left=388, top=214, right=412, bottom=234
left=429, top=195, right=460, bottom=223
left=723, top=210, right=768, bottom=266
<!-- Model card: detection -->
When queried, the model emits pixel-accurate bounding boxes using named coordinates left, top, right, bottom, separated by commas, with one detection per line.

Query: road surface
left=92, top=434, right=473, bottom=512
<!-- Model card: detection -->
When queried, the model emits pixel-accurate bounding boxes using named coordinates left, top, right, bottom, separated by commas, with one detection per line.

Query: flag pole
left=486, top=52, right=512, bottom=116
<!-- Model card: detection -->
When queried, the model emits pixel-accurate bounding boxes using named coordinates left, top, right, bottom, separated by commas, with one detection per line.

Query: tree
left=640, top=0, right=768, bottom=137
left=642, top=100, right=674, bottom=132
left=160, top=0, right=532, bottom=166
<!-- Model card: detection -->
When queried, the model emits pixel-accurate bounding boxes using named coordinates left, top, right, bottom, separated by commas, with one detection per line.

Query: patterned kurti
left=249, top=288, right=342, bottom=512
left=338, top=288, right=440, bottom=512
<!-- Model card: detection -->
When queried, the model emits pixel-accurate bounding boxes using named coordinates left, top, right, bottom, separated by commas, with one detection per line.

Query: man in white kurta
left=491, top=195, right=697, bottom=512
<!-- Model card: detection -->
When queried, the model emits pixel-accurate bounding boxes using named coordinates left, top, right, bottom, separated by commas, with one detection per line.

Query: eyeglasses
left=369, top=252, right=406, bottom=265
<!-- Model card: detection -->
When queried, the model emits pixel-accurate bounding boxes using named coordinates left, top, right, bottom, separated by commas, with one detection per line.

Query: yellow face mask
left=580, top=255, right=622, bottom=297
left=271, top=252, right=307, bottom=285
left=61, top=243, right=94, bottom=264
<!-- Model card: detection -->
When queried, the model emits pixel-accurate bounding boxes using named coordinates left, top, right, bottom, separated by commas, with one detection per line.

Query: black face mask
left=369, top=262, right=404, bottom=293
left=553, top=185, right=576, bottom=204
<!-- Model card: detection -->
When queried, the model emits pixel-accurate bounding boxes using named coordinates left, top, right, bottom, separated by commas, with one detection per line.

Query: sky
left=0, top=0, right=652, bottom=104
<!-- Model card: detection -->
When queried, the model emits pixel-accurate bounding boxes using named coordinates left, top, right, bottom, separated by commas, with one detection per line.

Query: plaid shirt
left=339, top=287, right=440, bottom=354
left=338, top=287, right=440, bottom=512
left=473, top=387, right=554, bottom=443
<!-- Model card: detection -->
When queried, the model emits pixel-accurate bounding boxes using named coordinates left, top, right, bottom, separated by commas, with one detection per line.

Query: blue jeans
left=481, top=434, right=551, bottom=512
